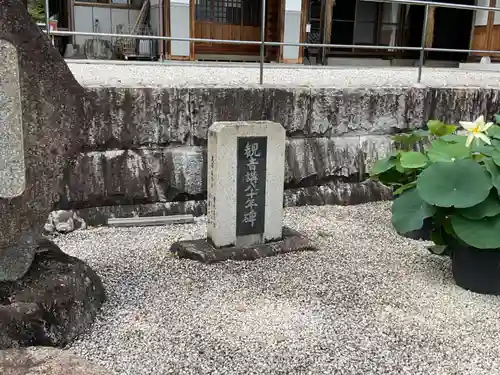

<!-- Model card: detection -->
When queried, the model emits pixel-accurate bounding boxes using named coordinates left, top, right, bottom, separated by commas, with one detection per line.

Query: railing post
left=417, top=4, right=430, bottom=84
left=259, top=0, right=267, bottom=85
left=44, top=0, right=52, bottom=44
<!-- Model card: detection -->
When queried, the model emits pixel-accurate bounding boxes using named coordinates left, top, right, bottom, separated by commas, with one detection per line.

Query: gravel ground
left=67, top=62, right=500, bottom=88
left=55, top=202, right=500, bottom=375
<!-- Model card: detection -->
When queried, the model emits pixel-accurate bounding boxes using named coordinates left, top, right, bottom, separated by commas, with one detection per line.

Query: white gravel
left=55, top=202, right=500, bottom=375
left=67, top=61, right=500, bottom=88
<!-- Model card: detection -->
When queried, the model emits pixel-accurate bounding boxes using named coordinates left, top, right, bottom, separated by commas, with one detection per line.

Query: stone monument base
left=0, top=240, right=105, bottom=349
left=170, top=227, right=317, bottom=263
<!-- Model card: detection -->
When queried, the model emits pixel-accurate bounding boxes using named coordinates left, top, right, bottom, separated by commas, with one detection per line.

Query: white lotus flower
left=459, top=116, right=493, bottom=147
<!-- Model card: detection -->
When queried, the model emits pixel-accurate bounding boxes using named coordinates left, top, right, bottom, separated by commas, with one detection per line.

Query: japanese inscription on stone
left=236, top=136, right=267, bottom=236
left=0, top=39, right=25, bottom=198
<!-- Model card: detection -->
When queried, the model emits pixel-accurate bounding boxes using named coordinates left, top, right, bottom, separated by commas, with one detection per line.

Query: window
left=353, top=2, right=402, bottom=46
left=195, top=0, right=261, bottom=26
left=331, top=0, right=356, bottom=45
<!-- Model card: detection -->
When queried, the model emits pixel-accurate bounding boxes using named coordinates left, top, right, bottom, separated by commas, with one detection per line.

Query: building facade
left=46, top=0, right=497, bottom=63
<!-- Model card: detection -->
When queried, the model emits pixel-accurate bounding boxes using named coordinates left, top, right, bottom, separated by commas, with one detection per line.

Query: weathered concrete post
left=170, top=121, right=316, bottom=262
left=0, top=0, right=105, bottom=349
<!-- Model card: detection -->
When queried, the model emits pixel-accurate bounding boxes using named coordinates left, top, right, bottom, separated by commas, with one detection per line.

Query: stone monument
left=171, top=121, right=316, bottom=262
left=0, top=0, right=104, bottom=349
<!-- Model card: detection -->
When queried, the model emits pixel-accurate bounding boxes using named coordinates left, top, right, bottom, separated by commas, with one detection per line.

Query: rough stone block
left=171, top=227, right=317, bottom=263
left=0, top=240, right=105, bottom=349
left=189, top=87, right=267, bottom=143
left=64, top=146, right=206, bottom=207
left=159, top=146, right=206, bottom=199
left=309, top=87, right=430, bottom=135
left=285, top=135, right=394, bottom=184
left=83, top=87, right=191, bottom=149
left=430, top=88, right=500, bottom=124
left=0, top=0, right=86, bottom=281
left=64, top=150, right=151, bottom=207
left=284, top=181, right=392, bottom=207
left=263, top=87, right=311, bottom=135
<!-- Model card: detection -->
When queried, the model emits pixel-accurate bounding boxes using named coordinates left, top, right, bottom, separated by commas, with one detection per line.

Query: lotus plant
left=369, top=114, right=500, bottom=294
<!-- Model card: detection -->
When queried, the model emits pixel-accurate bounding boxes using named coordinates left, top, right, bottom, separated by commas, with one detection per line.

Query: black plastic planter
left=452, top=244, right=500, bottom=295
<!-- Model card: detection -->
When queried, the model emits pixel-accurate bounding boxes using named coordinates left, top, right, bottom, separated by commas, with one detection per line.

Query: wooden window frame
left=352, top=1, right=407, bottom=54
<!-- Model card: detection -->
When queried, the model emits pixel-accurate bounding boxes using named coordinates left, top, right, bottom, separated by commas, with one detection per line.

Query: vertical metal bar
left=259, top=0, right=267, bottom=85
left=417, top=4, right=430, bottom=84
left=44, top=0, right=51, bottom=42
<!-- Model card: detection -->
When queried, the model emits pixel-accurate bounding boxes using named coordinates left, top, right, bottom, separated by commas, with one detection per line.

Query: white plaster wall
left=170, top=0, right=190, bottom=57
left=285, top=0, right=302, bottom=12
left=73, top=6, right=140, bottom=47
left=475, top=0, right=490, bottom=26
left=73, top=6, right=93, bottom=46
left=283, top=0, right=302, bottom=61
left=493, top=0, right=500, bottom=25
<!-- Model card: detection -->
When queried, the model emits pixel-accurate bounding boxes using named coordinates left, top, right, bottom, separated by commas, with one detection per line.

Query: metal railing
left=41, top=0, right=500, bottom=85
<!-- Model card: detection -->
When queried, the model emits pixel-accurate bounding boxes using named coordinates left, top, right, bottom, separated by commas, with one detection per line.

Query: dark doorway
left=406, top=0, right=474, bottom=61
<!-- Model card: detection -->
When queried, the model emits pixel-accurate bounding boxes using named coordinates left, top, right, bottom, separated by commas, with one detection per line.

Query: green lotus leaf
left=458, top=192, right=500, bottom=220
left=427, top=120, right=457, bottom=136
left=412, top=129, right=429, bottom=137
left=451, top=214, right=500, bottom=249
left=416, top=159, right=492, bottom=208
left=426, top=139, right=471, bottom=163
left=471, top=143, right=494, bottom=156
left=370, top=156, right=397, bottom=176
left=495, top=114, right=500, bottom=125
left=487, top=124, right=500, bottom=140
left=392, top=133, right=423, bottom=147
left=489, top=150, right=500, bottom=168
left=391, top=189, right=436, bottom=234
left=393, top=181, right=417, bottom=196
left=440, top=134, right=468, bottom=143
left=483, top=158, right=500, bottom=193
left=399, top=151, right=428, bottom=169
left=395, top=161, right=406, bottom=173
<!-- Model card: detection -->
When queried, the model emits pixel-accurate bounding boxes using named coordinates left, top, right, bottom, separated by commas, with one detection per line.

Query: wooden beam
left=323, top=0, right=334, bottom=45
left=298, top=0, right=310, bottom=63
left=278, top=0, right=286, bottom=62
left=190, top=0, right=195, bottom=60
left=487, top=0, right=496, bottom=52
left=424, top=5, right=435, bottom=49
left=318, top=0, right=334, bottom=65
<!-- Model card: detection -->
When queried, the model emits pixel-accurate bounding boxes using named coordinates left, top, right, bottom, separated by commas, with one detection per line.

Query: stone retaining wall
left=57, top=86, right=500, bottom=225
